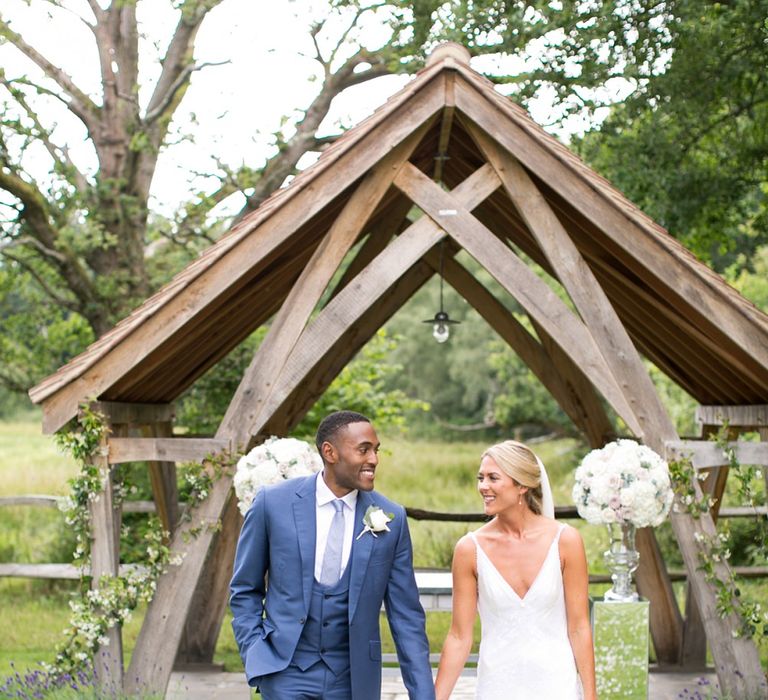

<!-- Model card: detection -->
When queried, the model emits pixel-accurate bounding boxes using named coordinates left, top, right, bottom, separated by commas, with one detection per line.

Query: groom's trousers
left=257, top=661, right=352, bottom=700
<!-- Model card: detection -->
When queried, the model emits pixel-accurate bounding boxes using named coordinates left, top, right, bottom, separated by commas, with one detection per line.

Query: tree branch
left=144, top=60, right=229, bottom=124
left=0, top=168, right=100, bottom=316
left=0, top=14, right=100, bottom=132
left=0, top=73, right=89, bottom=193
left=144, top=0, right=226, bottom=123
left=1, top=250, right=80, bottom=312
left=0, top=235, right=67, bottom=264
left=84, top=0, right=105, bottom=24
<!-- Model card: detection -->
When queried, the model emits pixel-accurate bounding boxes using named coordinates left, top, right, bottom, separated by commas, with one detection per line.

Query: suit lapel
left=348, top=490, right=375, bottom=621
left=292, top=475, right=317, bottom=612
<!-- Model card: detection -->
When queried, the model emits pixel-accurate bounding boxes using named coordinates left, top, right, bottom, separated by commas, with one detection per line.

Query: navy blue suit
left=230, top=475, right=435, bottom=699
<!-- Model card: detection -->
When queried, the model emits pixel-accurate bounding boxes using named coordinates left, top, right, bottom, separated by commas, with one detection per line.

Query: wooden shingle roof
left=30, top=43, right=768, bottom=433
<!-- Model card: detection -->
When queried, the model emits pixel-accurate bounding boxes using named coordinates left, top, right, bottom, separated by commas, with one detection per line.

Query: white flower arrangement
left=572, top=439, right=674, bottom=528
left=234, top=436, right=323, bottom=515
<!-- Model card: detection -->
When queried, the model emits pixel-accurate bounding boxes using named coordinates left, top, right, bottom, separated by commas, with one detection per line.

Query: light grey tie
left=319, top=499, right=345, bottom=586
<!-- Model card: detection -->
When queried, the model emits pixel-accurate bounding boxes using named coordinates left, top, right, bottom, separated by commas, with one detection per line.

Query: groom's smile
left=320, top=421, right=381, bottom=496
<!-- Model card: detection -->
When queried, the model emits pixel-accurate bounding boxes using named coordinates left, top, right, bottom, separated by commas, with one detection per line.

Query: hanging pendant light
left=423, top=242, right=459, bottom=343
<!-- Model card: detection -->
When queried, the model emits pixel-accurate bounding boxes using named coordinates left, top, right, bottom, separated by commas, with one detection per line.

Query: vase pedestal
left=591, top=596, right=650, bottom=699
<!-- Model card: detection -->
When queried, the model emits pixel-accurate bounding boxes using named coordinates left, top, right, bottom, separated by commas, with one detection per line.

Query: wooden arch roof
left=30, top=43, right=768, bottom=434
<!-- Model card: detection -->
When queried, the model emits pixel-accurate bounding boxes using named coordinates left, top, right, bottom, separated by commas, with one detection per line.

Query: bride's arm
left=561, top=525, right=598, bottom=700
left=434, top=535, right=477, bottom=700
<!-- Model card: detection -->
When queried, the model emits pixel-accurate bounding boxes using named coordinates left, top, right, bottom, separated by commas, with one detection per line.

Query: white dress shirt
left=314, top=471, right=358, bottom=582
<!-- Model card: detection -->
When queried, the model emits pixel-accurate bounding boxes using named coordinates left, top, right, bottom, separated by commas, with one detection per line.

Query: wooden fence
left=2, top=496, right=766, bottom=584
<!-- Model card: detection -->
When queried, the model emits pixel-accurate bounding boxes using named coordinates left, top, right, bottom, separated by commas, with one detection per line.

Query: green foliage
left=575, top=0, right=768, bottom=272
left=175, top=327, right=267, bottom=435
left=292, top=329, right=429, bottom=438
left=0, top=265, right=94, bottom=394
left=488, top=338, right=573, bottom=437
left=727, top=244, right=768, bottom=311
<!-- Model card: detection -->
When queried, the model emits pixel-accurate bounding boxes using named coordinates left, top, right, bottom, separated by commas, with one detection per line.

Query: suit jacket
left=229, top=474, right=435, bottom=700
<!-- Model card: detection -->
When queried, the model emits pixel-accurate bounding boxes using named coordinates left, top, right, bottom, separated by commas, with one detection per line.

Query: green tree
left=574, top=0, right=768, bottom=271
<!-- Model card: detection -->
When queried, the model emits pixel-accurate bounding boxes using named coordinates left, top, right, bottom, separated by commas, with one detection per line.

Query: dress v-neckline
left=474, top=527, right=562, bottom=601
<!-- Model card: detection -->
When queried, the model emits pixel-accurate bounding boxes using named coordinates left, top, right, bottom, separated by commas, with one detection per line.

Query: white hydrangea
left=234, top=436, right=322, bottom=515
left=572, top=439, right=673, bottom=528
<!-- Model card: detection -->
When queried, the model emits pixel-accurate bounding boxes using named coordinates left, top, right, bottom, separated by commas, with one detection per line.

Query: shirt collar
left=316, top=470, right=358, bottom=510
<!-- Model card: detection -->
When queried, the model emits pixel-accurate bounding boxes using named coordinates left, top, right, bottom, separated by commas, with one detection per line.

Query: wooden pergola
left=30, top=44, right=768, bottom=697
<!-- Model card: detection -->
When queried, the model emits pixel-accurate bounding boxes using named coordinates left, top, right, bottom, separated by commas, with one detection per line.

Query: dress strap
left=553, top=523, right=567, bottom=545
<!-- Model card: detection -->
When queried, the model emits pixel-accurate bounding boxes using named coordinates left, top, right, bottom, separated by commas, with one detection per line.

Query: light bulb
left=433, top=321, right=450, bottom=343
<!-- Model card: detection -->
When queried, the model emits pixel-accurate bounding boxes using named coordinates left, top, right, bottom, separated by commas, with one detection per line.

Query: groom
left=229, top=410, right=435, bottom=699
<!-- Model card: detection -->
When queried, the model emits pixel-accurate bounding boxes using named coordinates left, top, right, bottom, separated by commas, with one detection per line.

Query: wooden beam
left=435, top=252, right=613, bottom=446
left=432, top=73, right=456, bottom=183
left=219, top=120, right=435, bottom=448
left=0, top=563, right=146, bottom=580
left=467, top=123, right=677, bottom=446
left=696, top=405, right=768, bottom=429
left=328, top=196, right=413, bottom=301
left=681, top=422, right=732, bottom=670
left=662, top=442, right=766, bottom=696
left=36, top=78, right=446, bottom=435
left=176, top=492, right=242, bottom=665
left=452, top=80, right=768, bottom=372
left=107, top=437, right=230, bottom=464
left=392, top=161, right=641, bottom=435
left=666, top=440, right=768, bottom=469
left=142, top=423, right=179, bottom=539
left=270, top=260, right=436, bottom=439
left=90, top=402, right=175, bottom=425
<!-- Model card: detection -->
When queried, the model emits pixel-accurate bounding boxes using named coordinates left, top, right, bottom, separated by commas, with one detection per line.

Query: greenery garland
left=51, top=404, right=235, bottom=677
left=668, top=426, right=768, bottom=641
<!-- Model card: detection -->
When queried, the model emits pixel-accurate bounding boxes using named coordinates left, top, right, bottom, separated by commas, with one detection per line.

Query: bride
left=434, top=440, right=597, bottom=700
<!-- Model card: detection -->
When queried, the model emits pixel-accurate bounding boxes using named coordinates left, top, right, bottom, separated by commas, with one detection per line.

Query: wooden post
left=682, top=408, right=768, bottom=669
left=142, top=422, right=179, bottom=540
left=175, top=492, right=242, bottom=666
left=88, top=419, right=124, bottom=689
left=664, top=438, right=766, bottom=696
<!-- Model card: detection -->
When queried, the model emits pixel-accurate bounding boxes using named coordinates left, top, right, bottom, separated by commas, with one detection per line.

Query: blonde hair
left=482, top=440, right=544, bottom=514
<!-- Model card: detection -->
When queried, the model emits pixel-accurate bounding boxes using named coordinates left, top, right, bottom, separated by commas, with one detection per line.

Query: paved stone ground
left=166, top=667, right=720, bottom=699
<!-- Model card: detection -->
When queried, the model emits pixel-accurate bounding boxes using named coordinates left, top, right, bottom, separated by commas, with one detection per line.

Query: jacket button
left=299, top=617, right=306, bottom=624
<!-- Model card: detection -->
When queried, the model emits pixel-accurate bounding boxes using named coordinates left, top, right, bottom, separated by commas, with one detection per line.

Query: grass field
left=1, top=414, right=766, bottom=688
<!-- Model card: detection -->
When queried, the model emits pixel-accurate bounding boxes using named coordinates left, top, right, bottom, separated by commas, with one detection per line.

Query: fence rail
left=2, top=495, right=766, bottom=583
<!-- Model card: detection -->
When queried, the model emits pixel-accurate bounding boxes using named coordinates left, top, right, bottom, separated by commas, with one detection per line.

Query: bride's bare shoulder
left=558, top=523, right=586, bottom=552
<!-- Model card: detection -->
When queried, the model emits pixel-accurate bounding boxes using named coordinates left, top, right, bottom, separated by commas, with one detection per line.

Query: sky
left=0, top=0, right=633, bottom=219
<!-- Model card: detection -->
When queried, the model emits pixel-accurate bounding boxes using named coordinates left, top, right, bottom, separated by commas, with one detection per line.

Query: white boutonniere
left=356, top=505, right=394, bottom=539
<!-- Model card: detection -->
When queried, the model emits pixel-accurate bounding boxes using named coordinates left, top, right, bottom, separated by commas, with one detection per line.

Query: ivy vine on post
left=50, top=403, right=237, bottom=679
left=668, top=424, right=768, bottom=643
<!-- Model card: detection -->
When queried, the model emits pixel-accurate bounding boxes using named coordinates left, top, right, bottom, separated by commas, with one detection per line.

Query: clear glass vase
left=603, top=521, right=640, bottom=602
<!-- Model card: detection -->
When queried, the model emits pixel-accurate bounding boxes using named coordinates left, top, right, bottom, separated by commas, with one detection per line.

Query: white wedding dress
left=470, top=526, right=582, bottom=699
